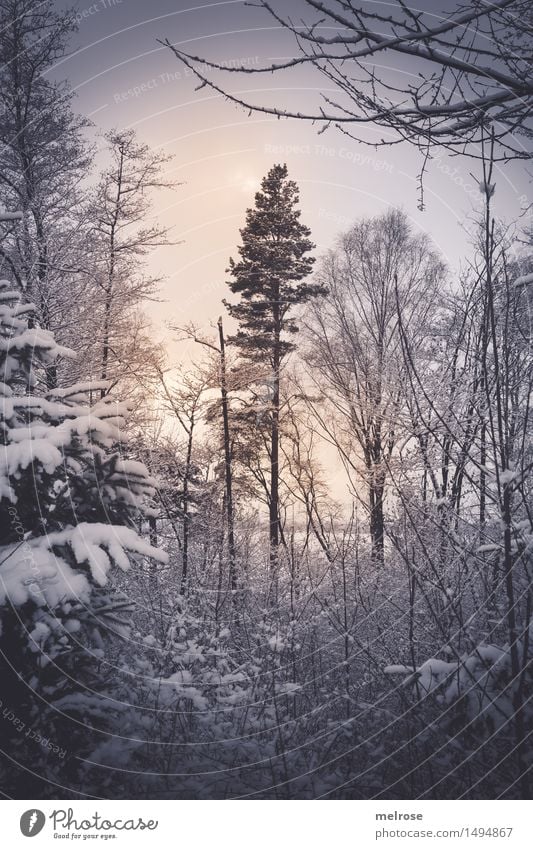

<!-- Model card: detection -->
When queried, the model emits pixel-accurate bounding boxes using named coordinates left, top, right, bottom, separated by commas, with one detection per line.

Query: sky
left=52, top=0, right=531, bottom=345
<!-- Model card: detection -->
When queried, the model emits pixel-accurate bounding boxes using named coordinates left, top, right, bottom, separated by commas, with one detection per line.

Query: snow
left=163, top=670, right=209, bottom=710
left=0, top=525, right=167, bottom=609
left=416, top=658, right=456, bottom=693
left=1, top=438, right=64, bottom=482
left=112, top=459, right=158, bottom=488
left=478, top=180, right=496, bottom=197
left=178, top=642, right=205, bottom=664
left=0, top=542, right=91, bottom=609
left=8, top=413, right=124, bottom=447
left=0, top=327, right=74, bottom=360
left=48, top=381, right=112, bottom=398
left=29, top=621, right=51, bottom=646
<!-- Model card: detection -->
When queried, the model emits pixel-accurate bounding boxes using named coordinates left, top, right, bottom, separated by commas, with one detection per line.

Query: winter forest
left=0, top=0, right=532, bottom=801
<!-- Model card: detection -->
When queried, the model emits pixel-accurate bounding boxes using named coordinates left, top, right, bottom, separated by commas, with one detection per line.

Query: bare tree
left=390, top=158, right=533, bottom=796
left=83, top=130, right=174, bottom=399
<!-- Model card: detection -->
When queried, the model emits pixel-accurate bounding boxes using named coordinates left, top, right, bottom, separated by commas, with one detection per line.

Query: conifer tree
left=225, top=164, right=322, bottom=579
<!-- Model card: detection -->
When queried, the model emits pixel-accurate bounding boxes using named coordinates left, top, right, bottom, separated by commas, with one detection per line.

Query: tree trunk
left=369, top=477, right=385, bottom=564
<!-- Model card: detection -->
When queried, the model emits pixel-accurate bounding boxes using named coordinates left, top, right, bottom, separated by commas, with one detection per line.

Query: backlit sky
left=55, top=0, right=532, bottom=352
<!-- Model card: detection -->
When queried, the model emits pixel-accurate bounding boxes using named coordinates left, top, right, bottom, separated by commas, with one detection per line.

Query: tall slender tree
left=225, top=163, right=322, bottom=580
left=0, top=275, right=167, bottom=796
left=166, top=0, right=533, bottom=163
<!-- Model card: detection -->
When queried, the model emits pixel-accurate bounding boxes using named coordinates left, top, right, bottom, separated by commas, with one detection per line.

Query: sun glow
left=228, top=170, right=260, bottom=194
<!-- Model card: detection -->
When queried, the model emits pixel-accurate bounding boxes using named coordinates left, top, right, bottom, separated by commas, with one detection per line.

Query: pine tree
left=225, top=163, right=322, bottom=581
left=0, top=277, right=167, bottom=795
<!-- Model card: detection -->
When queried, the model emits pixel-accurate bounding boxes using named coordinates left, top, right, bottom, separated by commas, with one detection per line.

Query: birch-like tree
left=78, top=130, right=173, bottom=402
left=165, top=0, right=533, bottom=162
left=0, top=0, right=91, bottom=386
left=306, top=208, right=446, bottom=563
